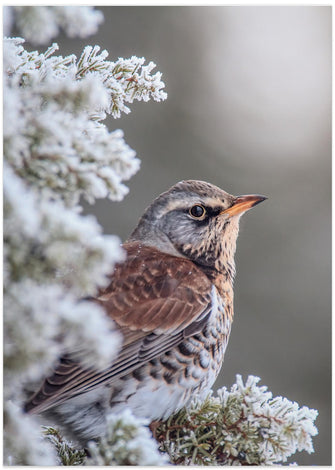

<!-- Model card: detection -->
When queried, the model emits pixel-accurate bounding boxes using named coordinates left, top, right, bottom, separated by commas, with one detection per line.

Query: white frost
left=4, top=9, right=167, bottom=465
left=87, top=409, right=169, bottom=466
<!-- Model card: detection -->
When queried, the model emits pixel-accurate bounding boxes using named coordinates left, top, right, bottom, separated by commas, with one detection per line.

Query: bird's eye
left=189, top=205, right=206, bottom=219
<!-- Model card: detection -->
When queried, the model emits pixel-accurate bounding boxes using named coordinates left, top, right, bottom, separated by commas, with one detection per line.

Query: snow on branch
left=4, top=38, right=167, bottom=206
left=41, top=375, right=318, bottom=466
left=86, top=410, right=170, bottom=466
left=4, top=14, right=167, bottom=464
left=156, top=375, right=318, bottom=466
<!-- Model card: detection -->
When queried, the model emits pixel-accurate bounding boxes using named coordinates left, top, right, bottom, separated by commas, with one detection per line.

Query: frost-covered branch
left=43, top=427, right=86, bottom=466
left=4, top=402, right=57, bottom=465
left=42, top=375, right=318, bottom=466
left=4, top=39, right=166, bottom=206
left=4, top=8, right=167, bottom=465
left=43, top=411, right=169, bottom=466
left=156, top=375, right=318, bottom=466
left=86, top=410, right=169, bottom=466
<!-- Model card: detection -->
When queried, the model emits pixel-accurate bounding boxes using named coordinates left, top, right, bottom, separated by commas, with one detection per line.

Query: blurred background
left=57, top=6, right=331, bottom=465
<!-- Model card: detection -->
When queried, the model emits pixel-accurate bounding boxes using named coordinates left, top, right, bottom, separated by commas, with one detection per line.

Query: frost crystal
left=157, top=375, right=318, bottom=465
left=4, top=164, right=125, bottom=295
left=86, top=409, right=169, bottom=466
left=4, top=38, right=167, bottom=205
left=43, top=427, right=87, bottom=466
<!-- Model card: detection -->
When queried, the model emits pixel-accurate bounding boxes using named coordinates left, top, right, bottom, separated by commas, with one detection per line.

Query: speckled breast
left=112, top=287, right=232, bottom=421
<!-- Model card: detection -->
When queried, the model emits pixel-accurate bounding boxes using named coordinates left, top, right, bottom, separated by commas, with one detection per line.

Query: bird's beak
left=222, top=194, right=267, bottom=217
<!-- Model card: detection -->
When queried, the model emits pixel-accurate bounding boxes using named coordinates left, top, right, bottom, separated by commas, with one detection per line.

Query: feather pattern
left=25, top=242, right=213, bottom=414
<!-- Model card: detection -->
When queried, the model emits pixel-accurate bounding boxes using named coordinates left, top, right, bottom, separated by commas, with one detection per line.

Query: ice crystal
left=4, top=38, right=167, bottom=205
left=86, top=409, right=169, bottom=466
left=4, top=279, right=122, bottom=393
left=4, top=164, right=125, bottom=294
left=31, top=376, right=318, bottom=466
left=157, top=375, right=318, bottom=465
left=44, top=427, right=87, bottom=466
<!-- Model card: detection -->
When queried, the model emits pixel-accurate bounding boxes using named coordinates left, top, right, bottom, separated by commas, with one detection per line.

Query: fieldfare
left=24, top=180, right=266, bottom=444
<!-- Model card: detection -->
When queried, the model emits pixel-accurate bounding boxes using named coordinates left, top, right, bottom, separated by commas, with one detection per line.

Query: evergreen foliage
left=156, top=375, right=318, bottom=466
left=3, top=6, right=167, bottom=465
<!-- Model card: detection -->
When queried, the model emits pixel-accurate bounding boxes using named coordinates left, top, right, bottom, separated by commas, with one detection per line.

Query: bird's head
left=129, top=180, right=266, bottom=279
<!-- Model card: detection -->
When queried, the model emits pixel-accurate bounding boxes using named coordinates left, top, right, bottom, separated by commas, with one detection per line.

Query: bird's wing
left=25, top=242, right=213, bottom=414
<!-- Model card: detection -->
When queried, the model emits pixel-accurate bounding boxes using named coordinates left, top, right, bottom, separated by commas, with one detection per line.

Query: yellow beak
left=222, top=194, right=267, bottom=217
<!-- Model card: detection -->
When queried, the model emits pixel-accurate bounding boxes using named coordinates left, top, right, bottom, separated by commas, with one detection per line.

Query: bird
left=24, top=180, right=266, bottom=445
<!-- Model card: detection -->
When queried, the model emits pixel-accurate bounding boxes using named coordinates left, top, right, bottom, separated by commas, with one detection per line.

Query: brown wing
left=25, top=242, right=213, bottom=414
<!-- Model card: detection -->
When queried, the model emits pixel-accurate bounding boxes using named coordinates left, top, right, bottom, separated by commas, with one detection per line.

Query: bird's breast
left=153, top=285, right=231, bottom=395
left=108, top=286, right=232, bottom=422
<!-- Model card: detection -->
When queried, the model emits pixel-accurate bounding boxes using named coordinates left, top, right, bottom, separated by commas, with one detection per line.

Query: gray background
left=57, top=6, right=331, bottom=465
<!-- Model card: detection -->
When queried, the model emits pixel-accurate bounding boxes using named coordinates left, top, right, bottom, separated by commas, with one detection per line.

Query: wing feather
left=25, top=242, right=213, bottom=414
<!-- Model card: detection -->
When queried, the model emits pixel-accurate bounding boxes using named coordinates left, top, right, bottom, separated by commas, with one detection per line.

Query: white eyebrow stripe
left=165, top=197, right=224, bottom=212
